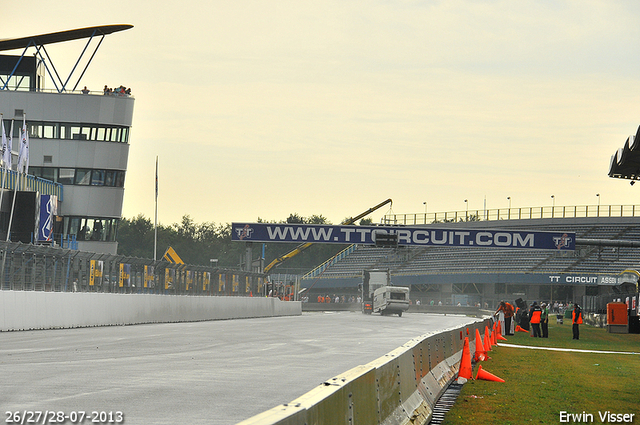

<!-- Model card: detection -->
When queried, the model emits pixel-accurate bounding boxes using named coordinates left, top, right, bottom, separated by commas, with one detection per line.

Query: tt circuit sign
left=231, top=223, right=575, bottom=251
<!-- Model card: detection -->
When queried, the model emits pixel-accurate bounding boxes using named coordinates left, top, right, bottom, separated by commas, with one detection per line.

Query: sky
left=4, top=1, right=640, bottom=226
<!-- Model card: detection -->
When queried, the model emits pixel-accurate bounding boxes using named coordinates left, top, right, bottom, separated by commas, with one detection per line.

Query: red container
left=607, top=303, right=628, bottom=325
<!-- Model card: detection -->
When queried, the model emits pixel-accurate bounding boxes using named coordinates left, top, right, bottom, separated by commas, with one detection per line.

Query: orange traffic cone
left=474, top=329, right=486, bottom=361
left=475, top=364, right=505, bottom=382
left=515, top=325, right=528, bottom=333
left=458, top=337, right=472, bottom=381
left=491, top=324, right=497, bottom=345
left=484, top=328, right=492, bottom=352
left=496, top=321, right=507, bottom=340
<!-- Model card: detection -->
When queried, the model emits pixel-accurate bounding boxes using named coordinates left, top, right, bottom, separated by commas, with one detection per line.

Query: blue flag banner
left=38, top=194, right=57, bottom=242
left=231, top=223, right=576, bottom=250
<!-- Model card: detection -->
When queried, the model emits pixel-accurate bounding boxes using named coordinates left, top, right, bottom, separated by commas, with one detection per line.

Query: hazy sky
left=5, top=1, right=640, bottom=226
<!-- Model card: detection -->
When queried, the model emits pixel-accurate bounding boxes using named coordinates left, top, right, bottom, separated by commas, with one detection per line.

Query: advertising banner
left=38, top=195, right=57, bottom=242
left=203, top=271, right=210, bottom=291
left=89, top=260, right=103, bottom=286
left=231, top=223, right=576, bottom=250
left=144, top=265, right=155, bottom=288
left=119, top=263, right=131, bottom=288
left=165, top=268, right=175, bottom=290
left=232, top=275, right=239, bottom=293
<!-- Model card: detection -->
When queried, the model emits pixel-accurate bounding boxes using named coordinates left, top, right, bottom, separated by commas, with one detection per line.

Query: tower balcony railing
left=383, top=205, right=640, bottom=225
left=0, top=169, right=63, bottom=200
left=0, top=85, right=133, bottom=97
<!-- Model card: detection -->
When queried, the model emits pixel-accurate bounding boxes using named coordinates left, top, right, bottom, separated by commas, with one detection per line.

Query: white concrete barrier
left=237, top=318, right=492, bottom=425
left=0, top=291, right=301, bottom=331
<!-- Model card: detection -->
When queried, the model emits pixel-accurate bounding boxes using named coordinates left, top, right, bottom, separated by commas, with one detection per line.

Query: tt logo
left=235, top=225, right=254, bottom=240
left=553, top=234, right=572, bottom=249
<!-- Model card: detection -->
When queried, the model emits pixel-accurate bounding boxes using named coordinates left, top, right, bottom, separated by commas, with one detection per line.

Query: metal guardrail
left=302, top=244, right=357, bottom=279
left=0, top=169, right=62, bottom=199
left=1, top=86, right=134, bottom=98
left=0, top=240, right=264, bottom=296
left=383, top=204, right=640, bottom=225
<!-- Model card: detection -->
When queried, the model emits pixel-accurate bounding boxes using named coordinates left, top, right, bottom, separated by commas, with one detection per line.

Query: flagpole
left=7, top=120, right=17, bottom=242
left=20, top=113, right=28, bottom=191
left=0, top=114, right=7, bottom=227
left=154, top=156, right=158, bottom=261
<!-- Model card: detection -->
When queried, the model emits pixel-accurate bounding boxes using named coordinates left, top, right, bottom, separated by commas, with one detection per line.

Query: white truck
left=361, top=269, right=410, bottom=316
left=373, top=285, right=410, bottom=317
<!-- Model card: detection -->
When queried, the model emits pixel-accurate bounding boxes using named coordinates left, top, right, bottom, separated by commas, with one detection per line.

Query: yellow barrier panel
left=163, top=246, right=184, bottom=264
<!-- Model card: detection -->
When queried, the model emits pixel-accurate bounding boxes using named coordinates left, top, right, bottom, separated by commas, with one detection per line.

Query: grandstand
left=301, top=205, right=640, bottom=311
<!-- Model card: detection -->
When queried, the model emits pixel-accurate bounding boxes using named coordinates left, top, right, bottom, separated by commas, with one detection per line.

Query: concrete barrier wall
left=0, top=291, right=302, bottom=331
left=301, top=303, right=491, bottom=317
left=238, top=318, right=491, bottom=425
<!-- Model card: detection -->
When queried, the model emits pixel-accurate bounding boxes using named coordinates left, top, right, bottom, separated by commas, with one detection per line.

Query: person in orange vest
left=529, top=302, right=542, bottom=337
left=318, top=295, right=324, bottom=303
left=572, top=303, right=583, bottom=340
left=495, top=301, right=515, bottom=335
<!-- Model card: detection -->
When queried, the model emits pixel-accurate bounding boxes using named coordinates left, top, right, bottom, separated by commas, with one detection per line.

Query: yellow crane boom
left=262, top=198, right=392, bottom=274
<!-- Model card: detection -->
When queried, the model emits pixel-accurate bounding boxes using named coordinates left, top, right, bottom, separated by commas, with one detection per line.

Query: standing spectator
left=529, top=302, right=542, bottom=337
left=540, top=302, right=549, bottom=338
left=81, top=86, right=89, bottom=94
left=572, top=304, right=583, bottom=340
left=495, top=301, right=515, bottom=335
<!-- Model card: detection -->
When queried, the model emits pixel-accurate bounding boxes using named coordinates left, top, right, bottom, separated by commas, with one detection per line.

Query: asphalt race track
left=1, top=312, right=480, bottom=425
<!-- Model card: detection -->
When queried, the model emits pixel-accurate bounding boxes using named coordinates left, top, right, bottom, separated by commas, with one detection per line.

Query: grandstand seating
left=303, top=218, right=640, bottom=279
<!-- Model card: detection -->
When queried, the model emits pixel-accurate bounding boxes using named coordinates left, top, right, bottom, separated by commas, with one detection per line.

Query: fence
left=0, top=240, right=266, bottom=297
left=384, top=204, right=640, bottom=225
left=583, top=292, right=639, bottom=314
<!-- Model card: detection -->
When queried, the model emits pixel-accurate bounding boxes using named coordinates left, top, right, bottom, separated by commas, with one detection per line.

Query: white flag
left=1, top=118, right=7, bottom=170
left=17, top=115, right=29, bottom=174
left=5, top=121, right=13, bottom=170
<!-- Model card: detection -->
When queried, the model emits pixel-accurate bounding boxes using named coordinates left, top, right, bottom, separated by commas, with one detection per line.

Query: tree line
left=116, top=214, right=372, bottom=273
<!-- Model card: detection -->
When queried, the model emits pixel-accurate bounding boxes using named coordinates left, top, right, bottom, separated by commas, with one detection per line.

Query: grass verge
left=443, top=323, right=640, bottom=424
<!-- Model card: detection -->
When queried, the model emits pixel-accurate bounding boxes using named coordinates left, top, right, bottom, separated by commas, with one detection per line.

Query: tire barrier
left=237, top=317, right=492, bottom=425
left=0, top=291, right=302, bottom=331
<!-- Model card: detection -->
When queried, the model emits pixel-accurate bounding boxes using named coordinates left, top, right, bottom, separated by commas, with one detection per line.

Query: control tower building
left=0, top=25, right=134, bottom=254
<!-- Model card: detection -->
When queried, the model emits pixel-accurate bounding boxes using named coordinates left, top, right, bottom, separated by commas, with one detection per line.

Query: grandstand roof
left=609, top=125, right=640, bottom=181
left=0, top=25, right=133, bottom=52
